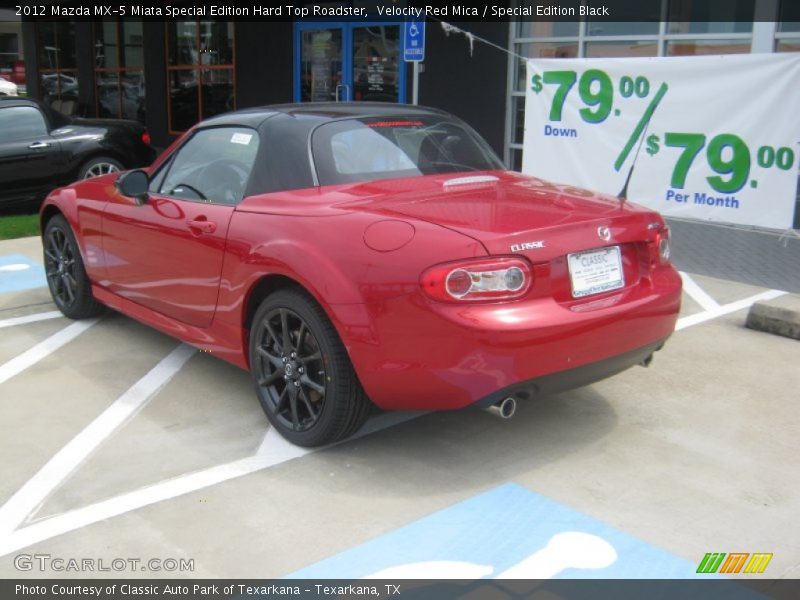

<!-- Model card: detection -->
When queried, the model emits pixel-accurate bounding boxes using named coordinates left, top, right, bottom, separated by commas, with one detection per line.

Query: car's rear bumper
left=340, top=265, right=682, bottom=411
left=472, top=337, right=667, bottom=409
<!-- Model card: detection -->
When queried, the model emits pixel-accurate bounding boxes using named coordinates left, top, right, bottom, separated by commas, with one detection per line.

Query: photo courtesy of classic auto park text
left=0, top=0, right=798, bottom=597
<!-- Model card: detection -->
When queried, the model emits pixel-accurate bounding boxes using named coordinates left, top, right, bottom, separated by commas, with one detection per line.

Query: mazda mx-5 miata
left=40, top=103, right=682, bottom=446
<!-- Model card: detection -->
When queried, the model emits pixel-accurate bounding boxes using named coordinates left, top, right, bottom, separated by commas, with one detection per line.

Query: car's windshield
left=311, top=116, right=504, bottom=186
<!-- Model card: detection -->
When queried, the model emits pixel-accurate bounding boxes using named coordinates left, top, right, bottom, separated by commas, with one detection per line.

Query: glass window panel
left=509, top=148, right=522, bottom=173
left=121, top=21, right=144, bottom=68
left=0, top=33, right=19, bottom=58
left=199, top=21, right=234, bottom=66
left=0, top=106, right=48, bottom=140
left=668, top=0, right=755, bottom=34
left=41, top=72, right=79, bottom=115
left=169, top=69, right=199, bottom=132
left=301, top=28, right=343, bottom=102
left=776, top=40, right=800, bottom=52
left=586, top=21, right=660, bottom=36
left=666, top=40, right=752, bottom=56
left=158, top=127, right=260, bottom=205
left=585, top=41, right=658, bottom=57
left=54, top=22, right=77, bottom=69
left=512, top=96, right=525, bottom=145
left=514, top=42, right=578, bottom=91
left=778, top=0, right=800, bottom=32
left=353, top=26, right=400, bottom=102
left=587, top=0, right=660, bottom=36
left=516, top=20, right=579, bottom=38
left=94, top=21, right=118, bottom=69
left=168, top=22, right=197, bottom=66
left=38, top=23, right=58, bottom=70
left=96, top=71, right=120, bottom=117
left=121, top=71, right=145, bottom=121
left=201, top=68, right=234, bottom=118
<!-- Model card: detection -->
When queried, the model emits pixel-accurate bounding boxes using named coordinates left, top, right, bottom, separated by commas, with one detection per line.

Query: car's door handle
left=28, top=141, right=51, bottom=149
left=187, top=218, right=217, bottom=234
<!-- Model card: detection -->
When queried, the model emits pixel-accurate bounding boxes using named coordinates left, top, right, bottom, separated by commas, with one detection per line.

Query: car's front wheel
left=249, top=289, right=370, bottom=447
left=43, top=215, right=104, bottom=319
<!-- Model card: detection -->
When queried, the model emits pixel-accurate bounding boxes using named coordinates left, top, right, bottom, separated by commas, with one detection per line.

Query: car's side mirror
left=115, top=169, right=149, bottom=205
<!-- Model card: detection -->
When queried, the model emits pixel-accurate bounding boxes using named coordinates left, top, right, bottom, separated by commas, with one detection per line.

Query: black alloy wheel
left=43, top=215, right=103, bottom=319
left=254, top=306, right=327, bottom=433
left=249, top=289, right=370, bottom=447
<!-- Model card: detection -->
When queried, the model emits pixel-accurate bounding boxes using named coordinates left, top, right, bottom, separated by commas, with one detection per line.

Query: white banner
left=522, top=53, right=800, bottom=229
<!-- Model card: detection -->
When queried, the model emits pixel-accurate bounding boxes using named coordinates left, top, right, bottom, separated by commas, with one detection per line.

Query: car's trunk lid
left=337, top=170, right=662, bottom=261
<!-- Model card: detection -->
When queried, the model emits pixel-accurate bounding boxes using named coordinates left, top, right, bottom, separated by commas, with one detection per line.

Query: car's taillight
left=141, top=130, right=151, bottom=146
left=421, top=257, right=532, bottom=302
left=656, top=226, right=671, bottom=264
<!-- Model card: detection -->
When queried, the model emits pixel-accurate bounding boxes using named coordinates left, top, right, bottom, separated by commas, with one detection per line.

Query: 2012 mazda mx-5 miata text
left=40, top=103, right=682, bottom=446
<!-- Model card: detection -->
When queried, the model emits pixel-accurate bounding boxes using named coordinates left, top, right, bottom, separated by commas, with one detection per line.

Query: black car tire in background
left=249, top=288, right=371, bottom=447
left=43, top=215, right=104, bottom=320
left=78, top=156, right=124, bottom=180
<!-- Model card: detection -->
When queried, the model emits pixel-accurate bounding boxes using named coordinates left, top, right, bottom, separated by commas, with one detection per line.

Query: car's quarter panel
left=214, top=188, right=488, bottom=361
left=100, top=194, right=234, bottom=328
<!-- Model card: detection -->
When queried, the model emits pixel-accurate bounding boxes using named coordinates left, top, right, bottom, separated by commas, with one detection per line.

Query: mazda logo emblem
left=597, top=226, right=611, bottom=242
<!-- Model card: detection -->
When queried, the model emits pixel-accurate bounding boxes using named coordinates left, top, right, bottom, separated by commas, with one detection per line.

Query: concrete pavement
left=0, top=234, right=797, bottom=580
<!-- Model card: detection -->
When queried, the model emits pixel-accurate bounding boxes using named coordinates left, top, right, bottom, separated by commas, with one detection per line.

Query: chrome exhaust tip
left=486, top=396, right=517, bottom=419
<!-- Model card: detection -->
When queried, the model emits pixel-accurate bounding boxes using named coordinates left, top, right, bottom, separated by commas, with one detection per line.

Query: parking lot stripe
left=0, top=318, right=99, bottom=386
left=0, top=343, right=195, bottom=537
left=0, top=411, right=425, bottom=556
left=679, top=272, right=721, bottom=312
left=0, top=311, right=63, bottom=329
left=676, top=289, right=786, bottom=331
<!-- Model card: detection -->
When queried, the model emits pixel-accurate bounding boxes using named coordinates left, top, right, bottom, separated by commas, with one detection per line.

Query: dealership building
left=0, top=1, right=798, bottom=222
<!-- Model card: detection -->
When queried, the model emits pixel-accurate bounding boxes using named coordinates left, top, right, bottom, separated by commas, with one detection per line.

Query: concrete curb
left=745, top=294, right=800, bottom=340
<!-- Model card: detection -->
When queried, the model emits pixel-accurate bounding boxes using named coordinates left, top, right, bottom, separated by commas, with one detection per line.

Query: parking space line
left=0, top=311, right=63, bottom=330
left=679, top=272, right=721, bottom=312
left=0, top=344, right=195, bottom=537
left=0, top=319, right=99, bottom=386
left=676, top=289, right=786, bottom=331
left=0, top=411, right=425, bottom=557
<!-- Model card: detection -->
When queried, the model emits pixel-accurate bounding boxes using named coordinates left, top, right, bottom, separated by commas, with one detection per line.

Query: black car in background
left=0, top=98, right=156, bottom=211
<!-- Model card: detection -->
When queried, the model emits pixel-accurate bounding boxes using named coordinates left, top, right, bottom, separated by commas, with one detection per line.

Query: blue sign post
left=403, top=19, right=425, bottom=62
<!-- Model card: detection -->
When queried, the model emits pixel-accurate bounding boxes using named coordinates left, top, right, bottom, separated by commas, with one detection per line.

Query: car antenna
left=616, top=121, right=651, bottom=206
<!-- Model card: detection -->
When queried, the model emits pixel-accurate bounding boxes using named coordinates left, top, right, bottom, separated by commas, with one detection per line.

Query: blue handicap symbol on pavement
left=288, top=483, right=712, bottom=580
left=0, top=254, right=46, bottom=293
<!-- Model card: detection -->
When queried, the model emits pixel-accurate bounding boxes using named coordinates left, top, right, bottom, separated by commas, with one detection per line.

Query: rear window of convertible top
left=310, top=116, right=503, bottom=186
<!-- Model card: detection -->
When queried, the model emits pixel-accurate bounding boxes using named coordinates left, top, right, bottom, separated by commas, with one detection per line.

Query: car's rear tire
left=43, top=215, right=104, bottom=319
left=249, top=289, right=371, bottom=447
left=78, top=156, right=123, bottom=179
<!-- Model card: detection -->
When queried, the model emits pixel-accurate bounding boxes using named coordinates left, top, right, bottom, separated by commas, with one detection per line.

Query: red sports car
left=40, top=103, right=681, bottom=446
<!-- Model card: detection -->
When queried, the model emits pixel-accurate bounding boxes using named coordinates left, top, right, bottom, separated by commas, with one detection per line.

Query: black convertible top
left=196, top=103, right=456, bottom=196
left=199, top=102, right=449, bottom=129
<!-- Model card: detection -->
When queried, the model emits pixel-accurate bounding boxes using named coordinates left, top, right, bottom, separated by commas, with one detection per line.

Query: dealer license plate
left=567, top=246, right=625, bottom=298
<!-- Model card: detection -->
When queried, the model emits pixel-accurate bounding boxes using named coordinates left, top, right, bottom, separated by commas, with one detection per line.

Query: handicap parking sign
left=404, top=19, right=425, bottom=62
